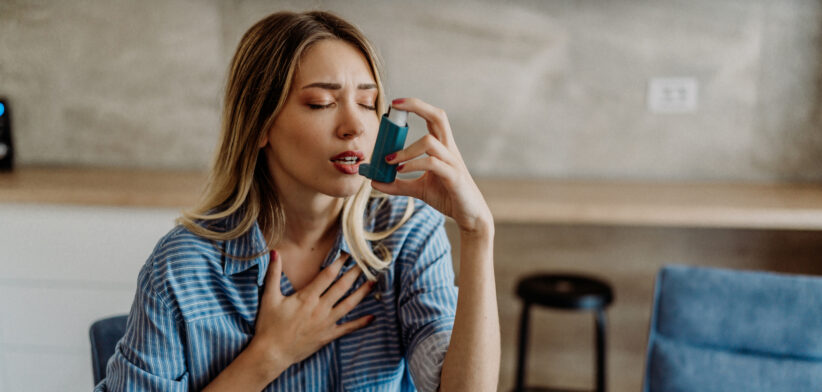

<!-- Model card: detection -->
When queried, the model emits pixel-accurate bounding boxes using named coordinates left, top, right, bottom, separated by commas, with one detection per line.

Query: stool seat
left=514, top=272, right=614, bottom=392
left=516, top=273, right=613, bottom=310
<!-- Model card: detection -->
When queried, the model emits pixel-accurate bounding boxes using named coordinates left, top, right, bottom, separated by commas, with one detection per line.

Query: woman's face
left=262, top=39, right=380, bottom=198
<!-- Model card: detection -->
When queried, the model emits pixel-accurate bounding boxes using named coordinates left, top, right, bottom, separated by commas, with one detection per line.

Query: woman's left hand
left=370, top=97, right=493, bottom=236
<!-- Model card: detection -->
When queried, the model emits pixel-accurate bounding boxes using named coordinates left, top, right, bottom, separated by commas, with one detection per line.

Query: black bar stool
left=513, top=273, right=614, bottom=392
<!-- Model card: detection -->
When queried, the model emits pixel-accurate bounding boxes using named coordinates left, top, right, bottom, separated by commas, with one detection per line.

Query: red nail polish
left=392, top=98, right=405, bottom=105
left=385, top=153, right=396, bottom=162
left=397, top=164, right=405, bottom=172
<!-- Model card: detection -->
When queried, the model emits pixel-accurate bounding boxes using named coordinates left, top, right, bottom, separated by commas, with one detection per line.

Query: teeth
left=334, top=157, right=359, bottom=164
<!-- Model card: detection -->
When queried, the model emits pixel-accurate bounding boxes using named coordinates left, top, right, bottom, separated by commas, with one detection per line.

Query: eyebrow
left=302, top=82, right=377, bottom=90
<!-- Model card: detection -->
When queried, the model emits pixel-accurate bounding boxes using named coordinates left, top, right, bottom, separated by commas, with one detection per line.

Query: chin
left=321, top=177, right=365, bottom=198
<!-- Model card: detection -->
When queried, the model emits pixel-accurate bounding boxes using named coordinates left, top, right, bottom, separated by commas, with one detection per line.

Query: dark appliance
left=0, top=98, right=13, bottom=171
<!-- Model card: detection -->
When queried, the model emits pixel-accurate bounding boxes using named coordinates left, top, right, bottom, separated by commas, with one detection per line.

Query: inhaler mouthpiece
left=387, top=108, right=408, bottom=127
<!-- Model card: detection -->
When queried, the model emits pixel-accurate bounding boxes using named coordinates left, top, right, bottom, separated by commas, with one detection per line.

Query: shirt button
left=374, top=292, right=382, bottom=300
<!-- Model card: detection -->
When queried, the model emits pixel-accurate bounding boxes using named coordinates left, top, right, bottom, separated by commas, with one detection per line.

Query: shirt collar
left=221, top=217, right=268, bottom=284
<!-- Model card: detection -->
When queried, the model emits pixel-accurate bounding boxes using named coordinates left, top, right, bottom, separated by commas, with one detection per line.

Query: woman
left=96, top=10, right=499, bottom=392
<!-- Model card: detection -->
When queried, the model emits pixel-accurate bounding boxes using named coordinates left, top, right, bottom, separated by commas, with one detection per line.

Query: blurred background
left=2, top=0, right=822, bottom=391
left=3, top=0, right=822, bottom=180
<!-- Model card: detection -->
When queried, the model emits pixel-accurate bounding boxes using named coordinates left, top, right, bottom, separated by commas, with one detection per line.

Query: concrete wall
left=2, top=0, right=822, bottom=181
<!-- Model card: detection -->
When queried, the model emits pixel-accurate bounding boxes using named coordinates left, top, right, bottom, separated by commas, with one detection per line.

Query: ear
left=258, top=133, right=269, bottom=149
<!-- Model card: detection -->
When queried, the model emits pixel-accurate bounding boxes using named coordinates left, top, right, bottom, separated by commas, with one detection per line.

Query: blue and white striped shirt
left=94, top=196, right=458, bottom=391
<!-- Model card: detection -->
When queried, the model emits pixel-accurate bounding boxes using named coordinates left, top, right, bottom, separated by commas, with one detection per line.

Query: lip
left=330, top=150, right=365, bottom=161
left=330, top=150, right=365, bottom=175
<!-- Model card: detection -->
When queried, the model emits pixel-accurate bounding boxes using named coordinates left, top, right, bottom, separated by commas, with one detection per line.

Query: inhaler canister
left=359, top=108, right=409, bottom=183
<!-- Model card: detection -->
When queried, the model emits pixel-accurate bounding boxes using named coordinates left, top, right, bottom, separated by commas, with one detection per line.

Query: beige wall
left=2, top=0, right=822, bottom=181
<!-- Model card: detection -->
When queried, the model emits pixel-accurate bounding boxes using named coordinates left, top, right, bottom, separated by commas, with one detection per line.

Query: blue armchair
left=643, top=265, right=822, bottom=392
left=89, top=314, right=128, bottom=385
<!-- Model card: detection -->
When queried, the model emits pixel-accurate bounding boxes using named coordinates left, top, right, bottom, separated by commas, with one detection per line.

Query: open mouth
left=330, top=151, right=365, bottom=174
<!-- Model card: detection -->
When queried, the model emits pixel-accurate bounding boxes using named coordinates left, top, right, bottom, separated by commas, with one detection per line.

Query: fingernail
left=397, top=164, right=405, bottom=172
left=270, top=250, right=277, bottom=260
left=385, top=153, right=396, bottom=162
left=392, top=98, right=405, bottom=105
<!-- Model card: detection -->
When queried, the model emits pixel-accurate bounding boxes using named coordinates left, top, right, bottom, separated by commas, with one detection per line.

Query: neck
left=277, top=189, right=344, bottom=250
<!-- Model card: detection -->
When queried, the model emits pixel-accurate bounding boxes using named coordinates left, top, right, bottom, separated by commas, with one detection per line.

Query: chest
left=277, top=246, right=334, bottom=291
left=183, top=270, right=405, bottom=391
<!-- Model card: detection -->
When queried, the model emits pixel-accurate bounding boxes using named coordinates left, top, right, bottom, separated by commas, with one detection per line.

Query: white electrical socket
left=647, top=77, right=698, bottom=113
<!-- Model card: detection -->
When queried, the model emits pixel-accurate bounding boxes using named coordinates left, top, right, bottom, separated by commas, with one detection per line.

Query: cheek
left=277, top=118, right=317, bottom=148
left=274, top=123, right=329, bottom=166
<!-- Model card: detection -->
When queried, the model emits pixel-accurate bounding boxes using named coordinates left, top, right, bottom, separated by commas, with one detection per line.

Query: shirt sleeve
left=398, top=210, right=458, bottom=392
left=94, top=263, right=189, bottom=392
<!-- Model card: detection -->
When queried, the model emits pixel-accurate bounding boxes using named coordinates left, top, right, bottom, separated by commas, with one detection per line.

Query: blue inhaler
left=359, top=108, right=409, bottom=183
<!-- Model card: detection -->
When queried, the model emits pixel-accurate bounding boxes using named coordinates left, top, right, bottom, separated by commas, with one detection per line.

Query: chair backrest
left=643, top=265, right=822, bottom=392
left=89, top=315, right=128, bottom=385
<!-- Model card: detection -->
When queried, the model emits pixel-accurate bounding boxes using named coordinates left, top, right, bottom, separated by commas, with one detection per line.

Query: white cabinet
left=0, top=204, right=178, bottom=391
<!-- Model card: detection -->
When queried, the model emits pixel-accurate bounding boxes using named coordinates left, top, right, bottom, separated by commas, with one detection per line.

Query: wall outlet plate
left=647, top=77, right=698, bottom=113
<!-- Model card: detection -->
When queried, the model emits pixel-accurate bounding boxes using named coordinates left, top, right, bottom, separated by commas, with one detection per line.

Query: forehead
left=294, top=39, right=375, bottom=85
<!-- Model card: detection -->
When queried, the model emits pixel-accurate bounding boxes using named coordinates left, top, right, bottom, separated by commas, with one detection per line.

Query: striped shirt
left=94, top=196, right=457, bottom=391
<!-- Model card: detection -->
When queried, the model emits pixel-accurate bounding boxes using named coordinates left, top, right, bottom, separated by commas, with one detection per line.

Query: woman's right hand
left=248, top=251, right=375, bottom=380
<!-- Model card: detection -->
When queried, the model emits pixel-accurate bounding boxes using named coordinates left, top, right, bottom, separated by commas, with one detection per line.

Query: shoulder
left=152, top=225, right=221, bottom=263
left=138, top=225, right=223, bottom=303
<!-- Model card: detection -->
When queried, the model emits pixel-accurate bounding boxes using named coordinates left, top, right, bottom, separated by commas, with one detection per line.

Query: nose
left=336, top=102, right=366, bottom=140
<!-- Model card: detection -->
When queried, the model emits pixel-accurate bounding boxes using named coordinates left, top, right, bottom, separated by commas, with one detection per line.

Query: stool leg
left=515, top=302, right=531, bottom=392
left=595, top=309, right=607, bottom=392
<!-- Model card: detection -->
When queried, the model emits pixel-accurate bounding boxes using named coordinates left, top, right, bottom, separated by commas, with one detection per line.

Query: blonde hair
left=177, top=10, right=413, bottom=281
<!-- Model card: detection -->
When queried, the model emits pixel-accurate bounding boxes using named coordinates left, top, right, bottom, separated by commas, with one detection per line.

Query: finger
left=263, top=250, right=283, bottom=301
left=320, top=262, right=363, bottom=305
left=332, top=314, right=376, bottom=339
left=397, top=156, right=457, bottom=185
left=302, top=253, right=347, bottom=297
left=331, top=279, right=376, bottom=320
left=371, top=177, right=424, bottom=199
left=385, top=134, right=457, bottom=167
left=390, top=98, right=454, bottom=145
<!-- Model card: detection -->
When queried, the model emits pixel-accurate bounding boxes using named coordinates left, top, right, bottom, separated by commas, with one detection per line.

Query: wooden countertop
left=0, top=167, right=207, bottom=208
left=2, top=167, right=822, bottom=230
left=479, top=179, right=822, bottom=230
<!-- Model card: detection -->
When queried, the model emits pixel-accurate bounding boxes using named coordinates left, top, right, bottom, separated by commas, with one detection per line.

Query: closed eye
left=308, top=103, right=335, bottom=110
left=360, top=103, right=377, bottom=111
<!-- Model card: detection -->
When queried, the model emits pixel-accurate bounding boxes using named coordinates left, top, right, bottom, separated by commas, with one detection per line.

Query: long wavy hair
left=177, top=10, right=413, bottom=281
